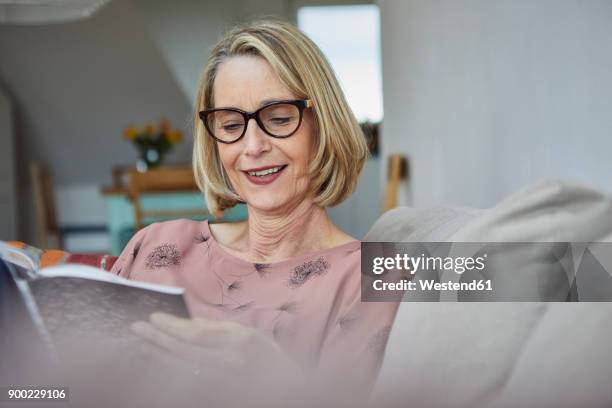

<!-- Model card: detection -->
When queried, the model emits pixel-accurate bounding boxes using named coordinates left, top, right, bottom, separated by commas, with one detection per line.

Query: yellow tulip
left=143, top=123, right=156, bottom=135
left=160, top=118, right=171, bottom=132
left=123, top=126, right=138, bottom=140
left=168, top=130, right=183, bottom=144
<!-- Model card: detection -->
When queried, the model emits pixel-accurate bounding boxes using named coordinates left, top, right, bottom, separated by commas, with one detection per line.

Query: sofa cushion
left=450, top=180, right=612, bottom=242
left=486, top=303, right=612, bottom=408
left=364, top=207, right=481, bottom=242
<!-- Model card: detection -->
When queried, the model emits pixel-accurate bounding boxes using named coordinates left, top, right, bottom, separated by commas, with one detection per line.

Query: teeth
left=248, top=166, right=283, bottom=177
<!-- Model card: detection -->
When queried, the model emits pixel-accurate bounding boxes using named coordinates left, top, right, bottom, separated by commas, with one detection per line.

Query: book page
left=39, top=264, right=184, bottom=295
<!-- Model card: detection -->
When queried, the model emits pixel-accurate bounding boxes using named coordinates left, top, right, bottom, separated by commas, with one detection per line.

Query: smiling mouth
left=243, top=165, right=288, bottom=178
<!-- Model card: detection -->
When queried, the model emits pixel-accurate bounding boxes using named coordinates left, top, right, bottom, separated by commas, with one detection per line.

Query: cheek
left=216, top=145, right=242, bottom=185
left=285, top=137, right=315, bottom=187
left=217, top=144, right=236, bottom=168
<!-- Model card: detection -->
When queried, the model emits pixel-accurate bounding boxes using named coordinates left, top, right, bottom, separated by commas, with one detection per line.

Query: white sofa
left=366, top=180, right=612, bottom=408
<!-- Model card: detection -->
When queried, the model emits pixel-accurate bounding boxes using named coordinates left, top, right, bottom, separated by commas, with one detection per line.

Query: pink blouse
left=110, top=219, right=398, bottom=391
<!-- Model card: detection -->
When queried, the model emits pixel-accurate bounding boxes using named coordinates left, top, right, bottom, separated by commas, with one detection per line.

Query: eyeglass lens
left=206, top=103, right=301, bottom=142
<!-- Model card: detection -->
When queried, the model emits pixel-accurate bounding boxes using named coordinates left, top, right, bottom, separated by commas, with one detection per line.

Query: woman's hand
left=131, top=313, right=302, bottom=384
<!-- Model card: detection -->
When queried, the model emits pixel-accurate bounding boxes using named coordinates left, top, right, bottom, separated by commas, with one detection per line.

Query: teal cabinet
left=104, top=192, right=247, bottom=255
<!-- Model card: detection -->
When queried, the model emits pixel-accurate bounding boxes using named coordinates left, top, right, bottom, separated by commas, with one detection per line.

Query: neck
left=243, top=200, right=335, bottom=263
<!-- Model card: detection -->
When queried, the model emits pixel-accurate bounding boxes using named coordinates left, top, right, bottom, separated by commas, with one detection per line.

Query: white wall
left=134, top=0, right=246, bottom=104
left=134, top=0, right=298, bottom=105
left=379, top=0, right=612, bottom=209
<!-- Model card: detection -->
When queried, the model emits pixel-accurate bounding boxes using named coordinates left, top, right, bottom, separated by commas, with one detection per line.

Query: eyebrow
left=260, top=98, right=288, bottom=107
left=214, top=98, right=295, bottom=110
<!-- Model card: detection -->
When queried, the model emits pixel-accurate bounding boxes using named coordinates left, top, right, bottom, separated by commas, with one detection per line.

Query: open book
left=0, top=242, right=190, bottom=364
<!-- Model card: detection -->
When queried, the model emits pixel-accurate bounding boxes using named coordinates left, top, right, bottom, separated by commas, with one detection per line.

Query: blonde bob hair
left=193, top=20, right=368, bottom=216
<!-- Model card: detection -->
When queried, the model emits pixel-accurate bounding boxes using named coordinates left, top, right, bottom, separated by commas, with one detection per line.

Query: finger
left=192, top=319, right=255, bottom=348
left=151, top=312, right=229, bottom=333
left=132, top=321, right=241, bottom=368
left=132, top=321, right=199, bottom=359
left=150, top=313, right=240, bottom=347
left=149, top=313, right=203, bottom=342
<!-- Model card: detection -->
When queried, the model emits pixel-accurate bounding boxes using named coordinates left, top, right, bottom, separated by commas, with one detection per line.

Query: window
left=297, top=5, right=383, bottom=123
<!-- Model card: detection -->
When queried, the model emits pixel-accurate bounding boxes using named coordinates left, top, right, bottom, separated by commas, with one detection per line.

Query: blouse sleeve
left=109, top=226, right=150, bottom=279
left=315, top=276, right=400, bottom=397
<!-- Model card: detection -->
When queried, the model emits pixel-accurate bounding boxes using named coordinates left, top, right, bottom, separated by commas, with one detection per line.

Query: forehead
left=212, top=55, right=295, bottom=109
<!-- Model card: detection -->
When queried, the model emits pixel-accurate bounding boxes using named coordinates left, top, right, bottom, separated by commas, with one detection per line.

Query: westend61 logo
left=360, top=242, right=612, bottom=302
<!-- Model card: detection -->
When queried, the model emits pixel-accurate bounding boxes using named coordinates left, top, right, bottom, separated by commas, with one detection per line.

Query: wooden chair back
left=383, top=154, right=408, bottom=213
left=30, top=162, right=62, bottom=249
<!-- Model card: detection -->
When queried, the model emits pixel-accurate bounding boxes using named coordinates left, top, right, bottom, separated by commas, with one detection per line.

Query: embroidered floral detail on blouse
left=288, top=257, right=330, bottom=288
left=145, top=243, right=182, bottom=270
left=254, top=263, right=271, bottom=276
left=366, top=325, right=392, bottom=355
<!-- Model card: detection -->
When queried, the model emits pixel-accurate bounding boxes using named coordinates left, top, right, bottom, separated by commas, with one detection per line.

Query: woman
left=111, top=20, right=398, bottom=404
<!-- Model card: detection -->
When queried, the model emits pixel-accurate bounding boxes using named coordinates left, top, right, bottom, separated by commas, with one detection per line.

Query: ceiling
left=0, top=0, right=112, bottom=24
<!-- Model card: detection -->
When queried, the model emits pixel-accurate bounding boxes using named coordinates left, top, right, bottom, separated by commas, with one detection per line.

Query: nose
left=242, top=117, right=271, bottom=157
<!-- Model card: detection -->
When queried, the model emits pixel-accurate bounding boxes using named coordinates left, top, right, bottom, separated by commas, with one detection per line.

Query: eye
left=221, top=123, right=243, bottom=132
left=270, top=117, right=293, bottom=125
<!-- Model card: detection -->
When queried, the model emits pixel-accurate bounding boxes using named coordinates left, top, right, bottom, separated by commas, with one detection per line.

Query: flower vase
left=136, top=147, right=164, bottom=172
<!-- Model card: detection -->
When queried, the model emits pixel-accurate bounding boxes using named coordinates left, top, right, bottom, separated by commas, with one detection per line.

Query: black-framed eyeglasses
left=199, top=99, right=312, bottom=144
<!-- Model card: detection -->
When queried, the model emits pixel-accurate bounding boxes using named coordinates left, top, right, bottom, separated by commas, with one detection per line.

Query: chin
left=238, top=184, right=309, bottom=213
left=245, top=198, right=290, bottom=213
